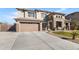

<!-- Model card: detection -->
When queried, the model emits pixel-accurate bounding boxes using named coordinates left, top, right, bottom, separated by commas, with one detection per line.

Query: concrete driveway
left=0, top=32, right=79, bottom=50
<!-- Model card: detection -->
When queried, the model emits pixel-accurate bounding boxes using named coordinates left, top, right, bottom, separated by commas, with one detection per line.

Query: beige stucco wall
left=53, top=14, right=65, bottom=29
left=25, top=12, right=28, bottom=18
left=36, top=12, right=43, bottom=20
left=36, top=12, right=49, bottom=20
left=17, top=11, right=24, bottom=18
left=16, top=21, right=20, bottom=32
left=17, top=10, right=49, bottom=21
left=25, top=11, right=36, bottom=20
left=40, top=22, right=42, bottom=31
left=53, top=14, right=65, bottom=19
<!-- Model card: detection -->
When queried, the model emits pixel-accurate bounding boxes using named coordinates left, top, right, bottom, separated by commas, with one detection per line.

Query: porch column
left=40, top=22, right=42, bottom=31
left=54, top=21, right=56, bottom=30
left=68, top=23, right=70, bottom=30
left=48, top=21, right=50, bottom=30
left=62, top=21, right=65, bottom=30
left=16, top=21, right=20, bottom=32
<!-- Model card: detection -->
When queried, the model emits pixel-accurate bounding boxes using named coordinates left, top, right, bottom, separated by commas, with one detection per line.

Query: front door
left=56, top=21, right=62, bottom=30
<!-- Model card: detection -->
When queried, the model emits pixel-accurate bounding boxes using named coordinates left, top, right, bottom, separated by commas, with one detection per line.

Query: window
left=56, top=16, right=58, bottom=18
left=28, top=11, right=37, bottom=18
left=41, top=13, right=47, bottom=18
left=56, top=15, right=62, bottom=18
left=56, top=15, right=60, bottom=18
left=56, top=21, right=62, bottom=27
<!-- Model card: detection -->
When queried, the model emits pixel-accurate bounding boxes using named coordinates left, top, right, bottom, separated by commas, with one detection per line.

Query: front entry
left=56, top=21, right=62, bottom=30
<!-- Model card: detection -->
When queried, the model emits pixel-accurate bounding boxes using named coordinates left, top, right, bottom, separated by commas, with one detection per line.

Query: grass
left=53, top=31, right=72, bottom=37
left=48, top=30, right=79, bottom=44
left=53, top=30, right=79, bottom=38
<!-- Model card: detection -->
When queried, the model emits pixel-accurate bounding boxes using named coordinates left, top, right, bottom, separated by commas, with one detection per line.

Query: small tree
left=71, top=30, right=78, bottom=40
left=71, top=20, right=79, bottom=40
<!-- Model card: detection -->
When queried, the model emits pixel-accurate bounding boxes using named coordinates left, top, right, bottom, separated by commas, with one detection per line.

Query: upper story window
left=28, top=11, right=37, bottom=18
left=56, top=16, right=58, bottom=18
left=41, top=13, right=47, bottom=18
left=56, top=15, right=63, bottom=18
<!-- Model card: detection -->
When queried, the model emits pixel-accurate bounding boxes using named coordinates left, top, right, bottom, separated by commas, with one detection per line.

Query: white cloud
left=12, top=12, right=17, bottom=16
left=9, top=12, right=17, bottom=19
left=56, top=8, right=67, bottom=12
left=0, top=12, right=17, bottom=24
left=5, top=12, right=17, bottom=22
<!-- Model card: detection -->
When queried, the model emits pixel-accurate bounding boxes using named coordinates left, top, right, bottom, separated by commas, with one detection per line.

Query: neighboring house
left=66, top=12, right=79, bottom=30
left=0, top=23, right=12, bottom=31
left=15, top=8, right=70, bottom=32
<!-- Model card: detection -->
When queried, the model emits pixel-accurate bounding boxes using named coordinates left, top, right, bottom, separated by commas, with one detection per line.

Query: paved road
left=0, top=32, right=79, bottom=50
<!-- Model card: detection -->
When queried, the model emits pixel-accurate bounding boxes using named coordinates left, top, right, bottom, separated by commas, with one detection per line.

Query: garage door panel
left=20, top=23, right=39, bottom=32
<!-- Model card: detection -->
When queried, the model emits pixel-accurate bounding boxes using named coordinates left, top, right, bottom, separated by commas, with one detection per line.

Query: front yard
left=48, top=30, right=79, bottom=44
left=53, top=31, right=72, bottom=37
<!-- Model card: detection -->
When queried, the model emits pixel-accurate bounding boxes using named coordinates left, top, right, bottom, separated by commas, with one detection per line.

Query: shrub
left=71, top=31, right=79, bottom=40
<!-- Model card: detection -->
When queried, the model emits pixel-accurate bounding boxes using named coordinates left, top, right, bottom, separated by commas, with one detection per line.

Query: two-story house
left=15, top=8, right=70, bottom=32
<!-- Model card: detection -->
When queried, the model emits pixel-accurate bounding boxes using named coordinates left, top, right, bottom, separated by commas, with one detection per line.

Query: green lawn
left=76, top=30, right=79, bottom=33
left=53, top=31, right=72, bottom=37
left=49, top=30, right=79, bottom=44
left=53, top=30, right=79, bottom=38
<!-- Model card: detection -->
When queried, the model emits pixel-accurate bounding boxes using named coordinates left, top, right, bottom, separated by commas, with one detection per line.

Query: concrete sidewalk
left=0, top=32, right=18, bottom=50
left=0, top=32, right=79, bottom=50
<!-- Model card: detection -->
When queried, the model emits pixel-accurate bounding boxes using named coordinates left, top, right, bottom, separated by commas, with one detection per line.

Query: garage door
left=20, top=22, right=39, bottom=32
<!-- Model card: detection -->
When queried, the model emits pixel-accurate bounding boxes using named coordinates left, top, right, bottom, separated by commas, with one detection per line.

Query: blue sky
left=0, top=8, right=79, bottom=25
